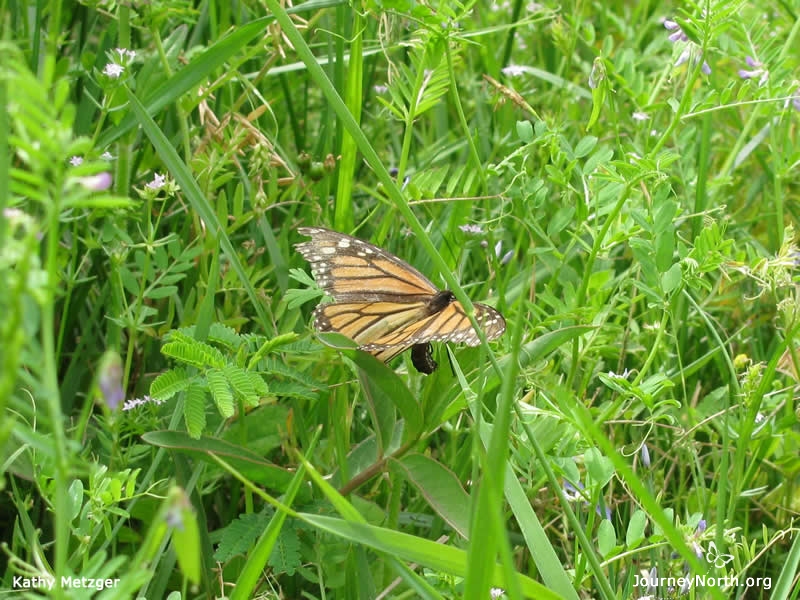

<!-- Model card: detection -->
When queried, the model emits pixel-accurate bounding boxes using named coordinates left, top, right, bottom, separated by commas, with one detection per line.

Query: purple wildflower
left=595, top=504, right=612, bottom=520
left=563, top=480, right=585, bottom=501
left=493, top=241, right=515, bottom=265
left=692, top=541, right=705, bottom=559
left=738, top=56, right=768, bottom=86
left=98, top=352, right=124, bottom=410
left=696, top=519, right=707, bottom=534
left=79, top=172, right=113, bottom=191
left=665, top=18, right=710, bottom=74
left=664, top=19, right=688, bottom=42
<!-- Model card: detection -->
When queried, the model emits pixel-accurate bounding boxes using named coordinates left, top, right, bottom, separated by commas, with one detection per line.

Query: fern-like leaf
left=214, top=512, right=270, bottom=561
left=268, top=521, right=301, bottom=576
left=206, top=369, right=234, bottom=417
left=150, top=368, right=193, bottom=401
left=208, top=323, right=244, bottom=351
left=184, top=383, right=207, bottom=438
left=223, top=365, right=259, bottom=406
left=162, top=339, right=226, bottom=369
left=248, top=371, right=269, bottom=397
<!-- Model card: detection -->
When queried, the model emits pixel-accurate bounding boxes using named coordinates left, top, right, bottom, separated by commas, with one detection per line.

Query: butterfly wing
left=312, top=301, right=431, bottom=346
left=360, top=301, right=506, bottom=353
left=296, top=227, right=506, bottom=370
left=295, top=227, right=439, bottom=302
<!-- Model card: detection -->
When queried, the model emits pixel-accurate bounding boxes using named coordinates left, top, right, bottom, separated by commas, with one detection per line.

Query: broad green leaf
left=626, top=510, right=647, bottom=549
left=392, top=454, right=470, bottom=538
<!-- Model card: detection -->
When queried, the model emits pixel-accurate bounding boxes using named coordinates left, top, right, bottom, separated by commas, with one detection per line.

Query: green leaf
left=141, top=430, right=305, bottom=498
left=298, top=514, right=557, bottom=599
left=584, top=448, right=614, bottom=487
left=655, top=229, right=674, bottom=274
left=597, top=518, right=616, bottom=557
left=150, top=368, right=192, bottom=401
left=215, top=512, right=268, bottom=561
left=67, top=479, right=84, bottom=521
left=661, top=262, right=683, bottom=293
left=224, top=364, right=257, bottom=405
left=207, top=369, right=234, bottom=418
left=625, top=510, right=647, bottom=549
left=161, top=339, right=226, bottom=369
left=392, top=454, right=470, bottom=539
left=184, top=383, right=207, bottom=438
left=208, top=323, right=245, bottom=350
left=574, top=135, right=598, bottom=158
left=345, top=349, right=423, bottom=443
left=268, top=521, right=301, bottom=575
left=167, top=487, right=201, bottom=585
left=247, top=372, right=269, bottom=396
left=146, top=285, right=179, bottom=300
left=517, top=120, right=534, bottom=143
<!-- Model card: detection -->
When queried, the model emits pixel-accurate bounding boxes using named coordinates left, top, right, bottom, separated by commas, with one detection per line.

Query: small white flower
left=632, top=111, right=649, bottom=121
left=146, top=172, right=167, bottom=190
left=115, top=48, right=136, bottom=61
left=501, top=64, right=528, bottom=77
left=123, top=395, right=165, bottom=411
left=69, top=156, right=83, bottom=166
left=103, top=63, right=124, bottom=78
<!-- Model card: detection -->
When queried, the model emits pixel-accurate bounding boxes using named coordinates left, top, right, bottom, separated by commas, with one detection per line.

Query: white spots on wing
left=298, top=227, right=507, bottom=359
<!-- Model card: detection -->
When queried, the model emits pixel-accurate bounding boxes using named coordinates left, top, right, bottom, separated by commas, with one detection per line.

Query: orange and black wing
left=361, top=300, right=506, bottom=354
left=295, top=227, right=439, bottom=303
left=312, top=298, right=506, bottom=363
left=312, top=301, right=431, bottom=347
left=296, top=227, right=506, bottom=372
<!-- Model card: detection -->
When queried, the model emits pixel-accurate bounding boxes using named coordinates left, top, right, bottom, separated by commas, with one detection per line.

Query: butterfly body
left=296, top=227, right=505, bottom=371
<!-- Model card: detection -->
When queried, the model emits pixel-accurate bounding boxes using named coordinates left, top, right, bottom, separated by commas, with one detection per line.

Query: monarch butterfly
left=295, top=227, right=506, bottom=373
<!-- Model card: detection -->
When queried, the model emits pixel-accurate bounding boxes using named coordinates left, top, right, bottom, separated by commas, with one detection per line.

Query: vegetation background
left=1, top=0, right=799, bottom=598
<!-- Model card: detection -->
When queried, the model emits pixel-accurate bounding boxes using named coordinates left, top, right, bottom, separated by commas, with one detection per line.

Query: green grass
left=2, top=0, right=800, bottom=598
